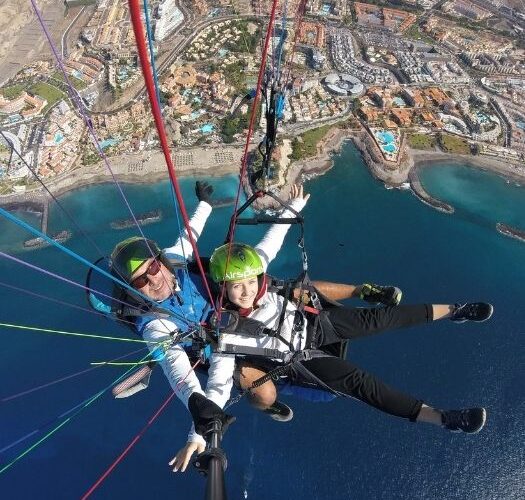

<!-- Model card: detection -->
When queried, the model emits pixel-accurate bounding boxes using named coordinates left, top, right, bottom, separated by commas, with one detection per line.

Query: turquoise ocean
left=0, top=142, right=524, bottom=499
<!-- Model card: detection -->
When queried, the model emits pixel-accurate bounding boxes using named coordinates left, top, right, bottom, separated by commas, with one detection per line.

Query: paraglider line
left=128, top=0, right=216, bottom=311
left=81, top=359, right=201, bottom=499
left=0, top=130, right=105, bottom=257
left=0, top=246, right=191, bottom=326
left=217, top=0, right=281, bottom=313
left=0, top=353, right=152, bottom=471
left=0, top=321, right=149, bottom=344
left=0, top=279, right=135, bottom=325
left=30, top=0, right=162, bottom=266
left=1, top=346, right=148, bottom=403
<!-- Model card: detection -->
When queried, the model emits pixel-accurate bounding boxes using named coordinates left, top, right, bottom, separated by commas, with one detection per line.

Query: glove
left=195, top=181, right=213, bottom=204
left=188, top=393, right=235, bottom=438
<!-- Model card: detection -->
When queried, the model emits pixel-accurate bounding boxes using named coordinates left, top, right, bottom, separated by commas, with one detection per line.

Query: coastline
left=2, top=126, right=525, bottom=217
left=411, top=150, right=525, bottom=185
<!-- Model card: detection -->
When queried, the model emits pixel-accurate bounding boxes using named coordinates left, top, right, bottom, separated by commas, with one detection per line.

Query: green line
left=0, top=322, right=148, bottom=344
left=0, top=355, right=149, bottom=474
left=0, top=417, right=72, bottom=474
left=90, top=360, right=153, bottom=366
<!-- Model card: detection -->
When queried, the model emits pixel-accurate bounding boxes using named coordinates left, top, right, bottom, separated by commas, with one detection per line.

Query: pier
left=408, top=168, right=454, bottom=214
left=0, top=192, right=50, bottom=235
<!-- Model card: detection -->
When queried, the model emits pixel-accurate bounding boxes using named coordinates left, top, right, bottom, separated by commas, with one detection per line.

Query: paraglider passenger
left=201, top=239, right=492, bottom=442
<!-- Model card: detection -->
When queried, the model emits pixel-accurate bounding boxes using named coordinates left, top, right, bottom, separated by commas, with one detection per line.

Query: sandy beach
left=39, top=145, right=244, bottom=199
left=411, top=150, right=525, bottom=184
left=2, top=122, right=524, bottom=217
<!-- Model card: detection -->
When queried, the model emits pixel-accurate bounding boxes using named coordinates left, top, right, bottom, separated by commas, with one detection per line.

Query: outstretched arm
left=255, top=184, right=310, bottom=271
left=165, top=182, right=214, bottom=260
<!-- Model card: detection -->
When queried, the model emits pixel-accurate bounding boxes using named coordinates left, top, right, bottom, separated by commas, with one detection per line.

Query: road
left=61, top=6, right=87, bottom=58
left=92, top=12, right=256, bottom=115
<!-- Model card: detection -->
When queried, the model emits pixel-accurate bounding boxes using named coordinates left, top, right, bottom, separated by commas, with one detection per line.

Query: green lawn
left=0, top=84, right=26, bottom=99
left=28, top=82, right=66, bottom=112
left=438, top=133, right=471, bottom=155
left=404, top=24, right=435, bottom=44
left=408, top=133, right=436, bottom=150
left=52, top=71, right=88, bottom=91
left=290, top=125, right=332, bottom=161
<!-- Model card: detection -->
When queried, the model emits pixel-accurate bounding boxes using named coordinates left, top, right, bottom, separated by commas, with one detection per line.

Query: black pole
left=193, top=419, right=228, bottom=500
left=205, top=421, right=226, bottom=500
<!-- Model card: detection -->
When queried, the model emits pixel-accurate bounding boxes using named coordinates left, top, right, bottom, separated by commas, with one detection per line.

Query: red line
left=81, top=391, right=176, bottom=500
left=283, top=0, right=308, bottom=88
left=81, top=359, right=201, bottom=499
left=217, top=0, right=281, bottom=313
left=128, top=0, right=216, bottom=310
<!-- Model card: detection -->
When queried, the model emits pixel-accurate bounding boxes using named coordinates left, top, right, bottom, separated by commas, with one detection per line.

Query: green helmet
left=110, top=237, right=161, bottom=283
left=209, top=243, right=264, bottom=283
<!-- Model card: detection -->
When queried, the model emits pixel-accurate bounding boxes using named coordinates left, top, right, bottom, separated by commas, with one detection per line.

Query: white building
left=155, top=0, right=184, bottom=41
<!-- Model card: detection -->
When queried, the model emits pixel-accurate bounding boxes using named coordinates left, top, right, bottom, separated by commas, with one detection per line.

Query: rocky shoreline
left=2, top=127, right=525, bottom=220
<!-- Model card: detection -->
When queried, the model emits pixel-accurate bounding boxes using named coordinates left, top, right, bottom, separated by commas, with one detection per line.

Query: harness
left=85, top=256, right=215, bottom=396
left=215, top=277, right=349, bottom=400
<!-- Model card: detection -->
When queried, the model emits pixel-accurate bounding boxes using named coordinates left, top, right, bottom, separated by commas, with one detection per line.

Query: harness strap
left=244, top=350, right=346, bottom=398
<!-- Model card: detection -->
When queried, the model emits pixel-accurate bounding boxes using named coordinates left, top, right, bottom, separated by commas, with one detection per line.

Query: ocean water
left=1, top=142, right=524, bottom=499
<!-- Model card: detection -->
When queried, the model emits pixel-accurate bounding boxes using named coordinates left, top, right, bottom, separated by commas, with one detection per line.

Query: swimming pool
left=99, top=138, right=120, bottom=149
left=374, top=129, right=398, bottom=156
left=54, top=132, right=64, bottom=145
left=393, top=97, right=406, bottom=107
left=377, top=131, right=395, bottom=144
left=474, top=111, right=490, bottom=124
left=200, top=124, right=214, bottom=134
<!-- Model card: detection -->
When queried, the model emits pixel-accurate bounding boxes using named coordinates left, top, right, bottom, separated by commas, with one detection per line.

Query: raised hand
left=195, top=181, right=214, bottom=203
left=289, top=183, right=310, bottom=203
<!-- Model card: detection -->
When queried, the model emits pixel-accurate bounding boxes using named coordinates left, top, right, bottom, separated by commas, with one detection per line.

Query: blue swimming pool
left=393, top=97, right=406, bottom=107
left=99, top=138, right=120, bottom=149
left=200, top=124, right=214, bottom=134
left=54, top=132, right=64, bottom=145
left=374, top=129, right=398, bottom=155
left=378, top=131, right=395, bottom=144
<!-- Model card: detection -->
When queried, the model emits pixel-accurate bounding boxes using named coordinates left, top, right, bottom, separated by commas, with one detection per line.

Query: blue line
left=0, top=207, right=187, bottom=323
left=143, top=0, right=162, bottom=108
left=0, top=352, right=151, bottom=469
left=276, top=1, right=288, bottom=81
left=168, top=185, right=195, bottom=324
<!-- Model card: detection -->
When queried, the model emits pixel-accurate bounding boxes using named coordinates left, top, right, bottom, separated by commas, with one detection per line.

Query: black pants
left=303, top=304, right=433, bottom=421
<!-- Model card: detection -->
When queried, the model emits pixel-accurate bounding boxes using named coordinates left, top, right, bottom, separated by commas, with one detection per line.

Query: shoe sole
left=452, top=304, right=494, bottom=323
left=268, top=407, right=294, bottom=422
left=390, top=288, right=402, bottom=306
left=468, top=407, right=487, bottom=434
left=448, top=408, right=487, bottom=434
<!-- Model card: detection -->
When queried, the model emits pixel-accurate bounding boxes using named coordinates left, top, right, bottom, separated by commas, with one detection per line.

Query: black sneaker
left=441, top=408, right=486, bottom=434
left=263, top=401, right=293, bottom=422
left=450, top=303, right=493, bottom=323
left=360, top=283, right=402, bottom=306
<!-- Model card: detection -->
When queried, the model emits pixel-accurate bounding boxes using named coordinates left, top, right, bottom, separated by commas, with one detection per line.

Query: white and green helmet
left=209, top=243, right=264, bottom=282
left=110, top=237, right=162, bottom=283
